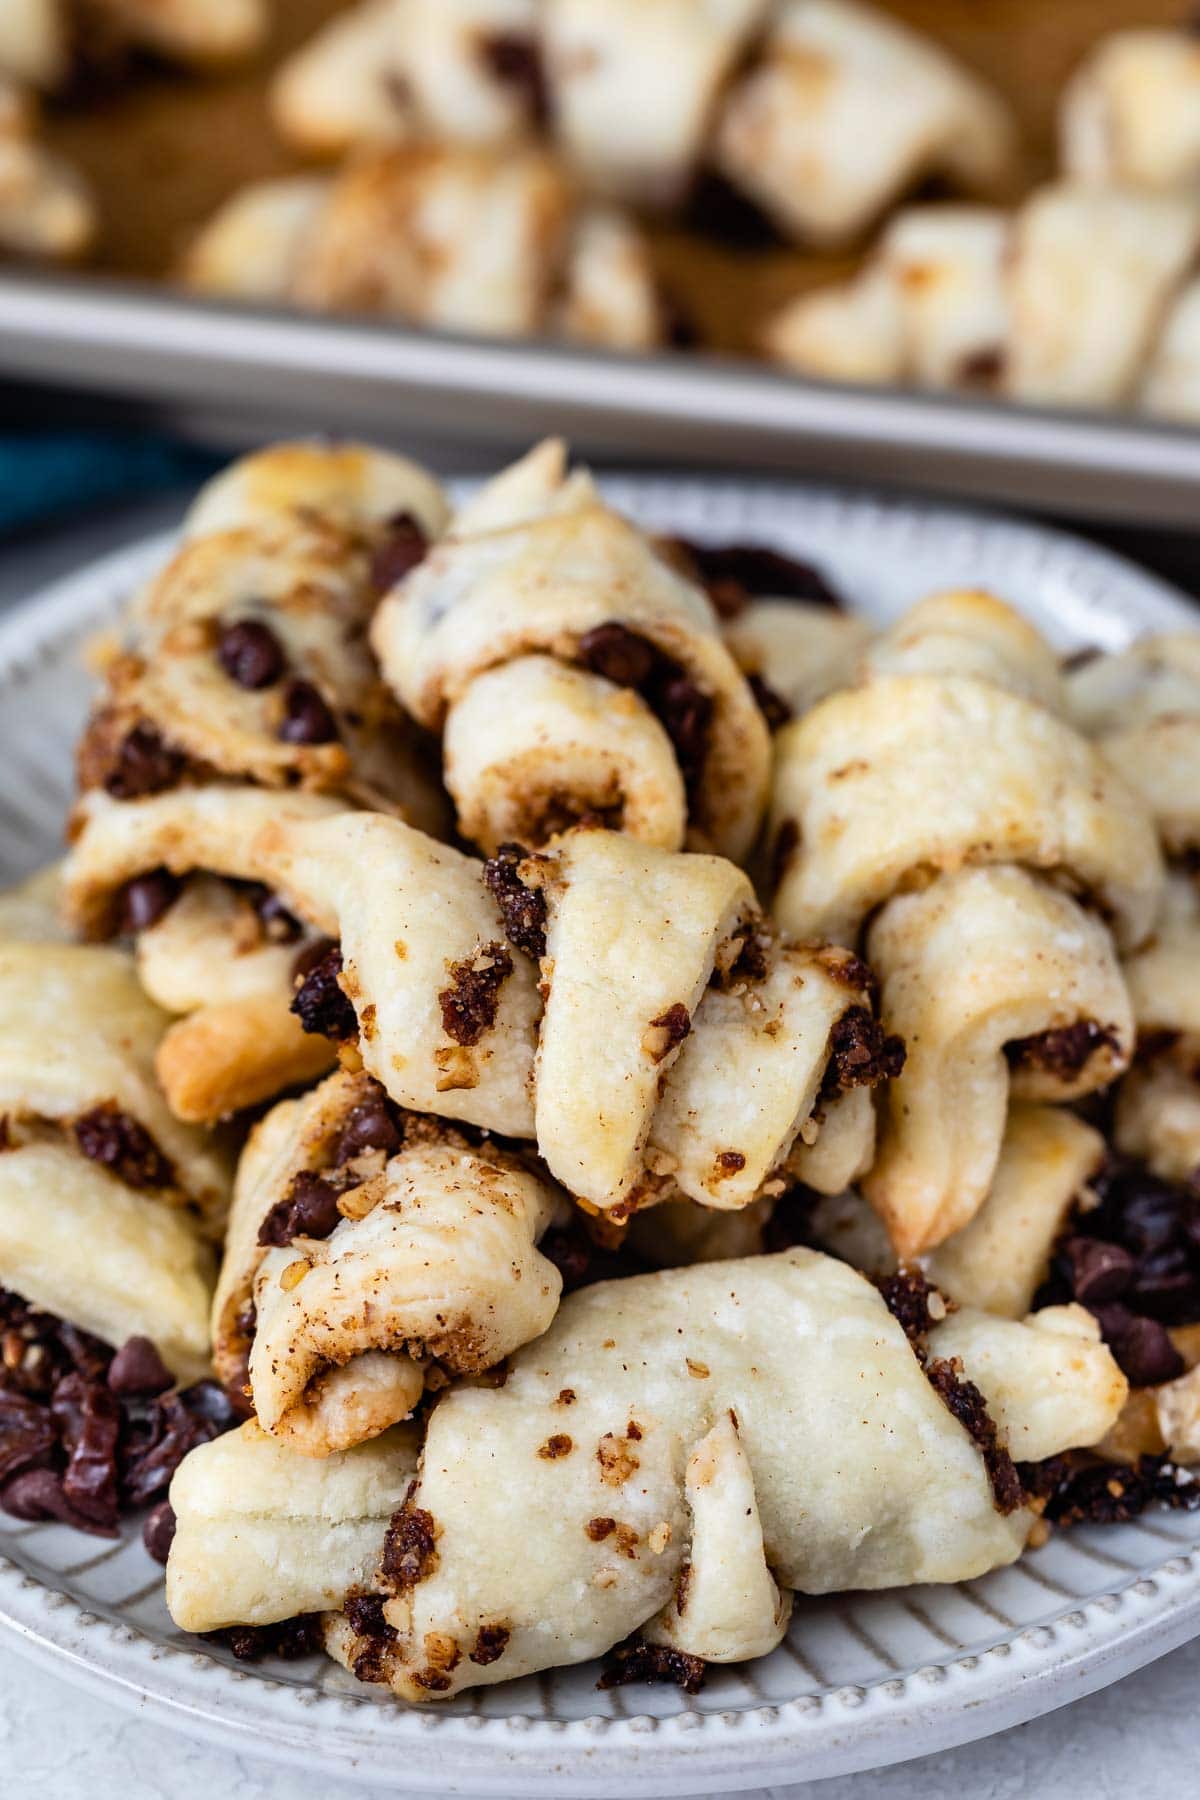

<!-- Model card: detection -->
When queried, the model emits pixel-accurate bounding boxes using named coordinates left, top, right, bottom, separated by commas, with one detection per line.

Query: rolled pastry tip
left=723, top=599, right=873, bottom=719
left=0, top=940, right=232, bottom=1231
left=102, top=0, right=268, bottom=66
left=858, top=589, right=1066, bottom=713
left=1060, top=29, right=1200, bottom=194
left=768, top=672, right=1164, bottom=952
left=0, top=1140, right=214, bottom=1383
left=73, top=517, right=445, bottom=819
left=863, top=865, right=1132, bottom=1259
left=0, top=126, right=94, bottom=260
left=372, top=439, right=771, bottom=862
left=181, top=439, right=450, bottom=546
left=545, top=0, right=766, bottom=208
left=271, top=0, right=540, bottom=159
left=213, top=1069, right=564, bottom=1455
left=443, top=654, right=688, bottom=854
left=766, top=182, right=1200, bottom=417
left=62, top=789, right=345, bottom=1127
left=715, top=0, right=1016, bottom=246
left=1065, top=635, right=1200, bottom=858
left=323, top=1250, right=1125, bottom=1699
left=166, top=1417, right=420, bottom=1633
left=807, top=1104, right=1107, bottom=1322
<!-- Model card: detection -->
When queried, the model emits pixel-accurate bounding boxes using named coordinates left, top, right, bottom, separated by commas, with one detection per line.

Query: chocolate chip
left=217, top=619, right=286, bottom=690
left=1059, top=1237, right=1135, bottom=1306
left=107, top=1336, right=173, bottom=1398
left=290, top=942, right=357, bottom=1041
left=103, top=724, right=185, bottom=801
left=0, top=1467, right=113, bottom=1535
left=577, top=623, right=658, bottom=689
left=51, top=1372, right=120, bottom=1530
left=118, top=869, right=180, bottom=935
left=250, top=887, right=303, bottom=945
left=665, top=539, right=844, bottom=611
left=143, top=1499, right=177, bottom=1564
left=332, top=1085, right=404, bottom=1165
left=370, top=513, right=429, bottom=593
left=0, top=1387, right=57, bottom=1484
left=747, top=673, right=792, bottom=731
left=74, top=1105, right=174, bottom=1190
left=655, top=673, right=713, bottom=796
left=478, top=31, right=549, bottom=125
left=1092, top=1304, right=1185, bottom=1388
left=278, top=679, right=339, bottom=746
left=257, top=1171, right=343, bottom=1247
left=483, top=843, right=547, bottom=960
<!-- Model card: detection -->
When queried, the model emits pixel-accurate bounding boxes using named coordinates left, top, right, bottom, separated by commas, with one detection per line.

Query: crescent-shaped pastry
left=185, top=149, right=663, bottom=353
left=1114, top=873, right=1200, bottom=1183
left=545, top=0, right=764, bottom=207
left=63, top=443, right=450, bottom=1122
left=317, top=1251, right=1124, bottom=1700
left=272, top=0, right=541, bottom=160
left=863, top=866, right=1131, bottom=1258
left=211, top=1069, right=564, bottom=1455
left=1066, top=634, right=1200, bottom=859
left=0, top=0, right=265, bottom=86
left=0, top=926, right=218, bottom=1377
left=1061, top=29, right=1200, bottom=196
left=259, top=810, right=891, bottom=1210
left=372, top=440, right=771, bottom=860
left=767, top=183, right=1200, bottom=419
left=857, top=589, right=1066, bottom=713
left=0, top=77, right=93, bottom=261
left=769, top=672, right=1162, bottom=952
left=716, top=0, right=1015, bottom=246
left=167, top=1419, right=420, bottom=1632
left=0, top=941, right=231, bottom=1229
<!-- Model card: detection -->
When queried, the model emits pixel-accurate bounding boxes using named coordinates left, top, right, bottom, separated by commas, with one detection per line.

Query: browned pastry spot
left=599, top=1641, right=706, bottom=1694
left=483, top=843, right=547, bottom=960
left=538, top=1433, right=573, bottom=1459
left=73, top=1103, right=174, bottom=1190
left=438, top=942, right=514, bottom=1046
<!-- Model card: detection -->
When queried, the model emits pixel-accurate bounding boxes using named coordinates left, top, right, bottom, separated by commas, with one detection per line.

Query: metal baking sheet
left=3, top=269, right=1200, bottom=526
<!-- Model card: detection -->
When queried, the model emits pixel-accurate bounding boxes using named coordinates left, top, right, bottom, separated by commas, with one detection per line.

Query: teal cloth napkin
left=0, top=432, right=221, bottom=539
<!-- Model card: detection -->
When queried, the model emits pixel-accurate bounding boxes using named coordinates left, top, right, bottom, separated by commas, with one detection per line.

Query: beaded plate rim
left=0, top=473, right=1197, bottom=1797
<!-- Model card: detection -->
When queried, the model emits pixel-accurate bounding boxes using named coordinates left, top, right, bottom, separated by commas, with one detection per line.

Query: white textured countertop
left=3, top=490, right=1199, bottom=1799
left=3, top=1631, right=1199, bottom=1800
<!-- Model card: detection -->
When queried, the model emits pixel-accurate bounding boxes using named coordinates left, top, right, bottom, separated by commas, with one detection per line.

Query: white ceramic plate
left=1, top=476, right=1198, bottom=1798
